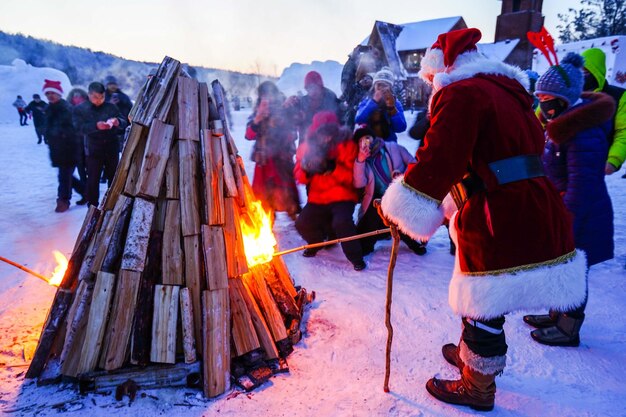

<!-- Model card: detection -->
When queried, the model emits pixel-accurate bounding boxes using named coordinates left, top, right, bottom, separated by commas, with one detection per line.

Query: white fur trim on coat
left=459, top=340, right=506, bottom=375
left=380, top=176, right=444, bottom=241
left=449, top=250, right=588, bottom=320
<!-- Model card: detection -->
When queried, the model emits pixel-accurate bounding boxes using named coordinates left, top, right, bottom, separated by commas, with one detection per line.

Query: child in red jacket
left=294, top=112, right=365, bottom=270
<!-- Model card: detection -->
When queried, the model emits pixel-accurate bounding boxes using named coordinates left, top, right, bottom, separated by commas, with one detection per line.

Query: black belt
left=450, top=155, right=545, bottom=209
left=488, top=155, right=545, bottom=185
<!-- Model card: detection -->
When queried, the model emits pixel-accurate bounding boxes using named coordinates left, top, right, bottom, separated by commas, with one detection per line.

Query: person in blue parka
left=354, top=67, right=406, bottom=142
left=524, top=52, right=615, bottom=347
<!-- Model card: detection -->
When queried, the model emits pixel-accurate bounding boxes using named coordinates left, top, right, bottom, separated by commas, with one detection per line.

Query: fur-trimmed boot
left=523, top=310, right=559, bottom=328
left=426, top=366, right=496, bottom=411
left=531, top=313, right=584, bottom=347
left=441, top=342, right=464, bottom=372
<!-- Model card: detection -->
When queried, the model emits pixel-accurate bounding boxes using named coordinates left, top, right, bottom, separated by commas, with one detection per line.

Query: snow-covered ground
left=0, top=109, right=625, bottom=417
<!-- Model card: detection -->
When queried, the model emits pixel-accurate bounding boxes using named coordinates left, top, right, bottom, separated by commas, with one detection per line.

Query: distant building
left=495, top=0, right=544, bottom=69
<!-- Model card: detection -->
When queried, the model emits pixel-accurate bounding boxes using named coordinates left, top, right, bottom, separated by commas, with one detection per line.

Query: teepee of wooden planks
left=26, top=56, right=313, bottom=398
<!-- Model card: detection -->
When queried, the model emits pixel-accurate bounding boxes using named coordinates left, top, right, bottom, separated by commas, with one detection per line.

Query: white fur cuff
left=449, top=250, right=588, bottom=320
left=459, top=340, right=506, bottom=375
left=380, top=177, right=444, bottom=241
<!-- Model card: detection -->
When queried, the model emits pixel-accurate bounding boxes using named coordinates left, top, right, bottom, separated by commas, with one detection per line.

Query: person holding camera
left=245, top=81, right=300, bottom=220
left=354, top=67, right=407, bottom=142
left=294, top=111, right=366, bottom=271
left=73, top=82, right=127, bottom=206
left=352, top=126, right=426, bottom=256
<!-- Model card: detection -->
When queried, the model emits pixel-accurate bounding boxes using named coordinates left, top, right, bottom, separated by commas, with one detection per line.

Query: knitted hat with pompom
left=535, top=52, right=585, bottom=105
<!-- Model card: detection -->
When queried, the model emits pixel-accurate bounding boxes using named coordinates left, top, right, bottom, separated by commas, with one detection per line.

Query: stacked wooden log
left=26, top=56, right=313, bottom=398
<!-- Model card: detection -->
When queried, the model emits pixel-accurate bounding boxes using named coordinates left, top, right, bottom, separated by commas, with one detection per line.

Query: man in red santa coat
left=379, top=28, right=587, bottom=411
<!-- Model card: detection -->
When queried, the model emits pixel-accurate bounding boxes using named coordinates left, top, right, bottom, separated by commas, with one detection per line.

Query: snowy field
left=0, top=109, right=625, bottom=417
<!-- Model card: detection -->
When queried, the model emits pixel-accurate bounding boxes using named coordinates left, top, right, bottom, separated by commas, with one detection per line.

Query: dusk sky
left=0, top=0, right=584, bottom=75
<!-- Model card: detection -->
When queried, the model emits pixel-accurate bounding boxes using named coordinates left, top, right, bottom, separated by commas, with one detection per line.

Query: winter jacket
left=105, top=89, right=133, bottom=121
left=354, top=97, right=407, bottom=142
left=12, top=98, right=26, bottom=111
left=380, top=54, right=586, bottom=321
left=294, top=137, right=359, bottom=205
left=44, top=99, right=81, bottom=167
left=72, top=101, right=127, bottom=143
left=543, top=92, right=615, bottom=266
left=353, top=141, right=415, bottom=219
left=25, top=100, right=48, bottom=127
left=296, top=88, right=341, bottom=140
left=583, top=49, right=626, bottom=169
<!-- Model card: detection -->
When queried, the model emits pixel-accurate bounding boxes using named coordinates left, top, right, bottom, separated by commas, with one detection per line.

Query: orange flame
left=240, top=201, right=276, bottom=267
left=48, top=250, right=68, bottom=286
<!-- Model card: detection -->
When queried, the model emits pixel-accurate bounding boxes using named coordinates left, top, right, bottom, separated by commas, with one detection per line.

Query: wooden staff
left=0, top=256, right=50, bottom=283
left=384, top=224, right=400, bottom=393
left=272, top=228, right=390, bottom=257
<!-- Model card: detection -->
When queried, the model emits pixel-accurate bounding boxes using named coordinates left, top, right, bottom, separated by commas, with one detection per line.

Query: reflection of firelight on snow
left=240, top=200, right=277, bottom=267
left=48, top=250, right=68, bottom=287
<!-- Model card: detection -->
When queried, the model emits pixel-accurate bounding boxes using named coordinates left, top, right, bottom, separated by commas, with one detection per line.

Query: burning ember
left=240, top=201, right=277, bottom=267
left=48, top=250, right=68, bottom=286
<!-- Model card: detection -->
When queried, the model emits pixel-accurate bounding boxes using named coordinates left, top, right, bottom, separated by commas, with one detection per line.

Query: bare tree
left=558, top=0, right=626, bottom=42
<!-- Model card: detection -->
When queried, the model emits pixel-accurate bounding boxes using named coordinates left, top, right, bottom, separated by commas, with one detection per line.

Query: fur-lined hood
left=546, top=92, right=616, bottom=144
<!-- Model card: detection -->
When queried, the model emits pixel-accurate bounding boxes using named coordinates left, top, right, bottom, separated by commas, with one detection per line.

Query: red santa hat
left=418, top=28, right=482, bottom=84
left=42, top=79, right=64, bottom=96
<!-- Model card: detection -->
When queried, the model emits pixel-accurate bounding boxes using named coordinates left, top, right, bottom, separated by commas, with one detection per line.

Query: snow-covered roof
left=361, top=16, right=464, bottom=51
left=477, top=39, right=520, bottom=61
left=396, top=16, right=464, bottom=51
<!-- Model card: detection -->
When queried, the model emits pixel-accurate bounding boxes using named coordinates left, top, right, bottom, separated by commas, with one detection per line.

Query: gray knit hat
left=535, top=52, right=584, bottom=106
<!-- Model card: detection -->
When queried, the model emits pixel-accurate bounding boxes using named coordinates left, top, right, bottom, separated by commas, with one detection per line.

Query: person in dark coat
left=25, top=94, right=48, bottom=144
left=354, top=67, right=407, bottom=142
left=286, top=71, right=342, bottom=142
left=294, top=111, right=365, bottom=271
left=341, top=73, right=373, bottom=130
left=73, top=82, right=127, bottom=207
left=66, top=88, right=89, bottom=188
left=352, top=126, right=426, bottom=255
left=104, top=75, right=132, bottom=121
left=42, top=80, right=85, bottom=212
left=245, top=81, right=300, bottom=219
left=12, top=95, right=28, bottom=126
left=523, top=52, right=615, bottom=347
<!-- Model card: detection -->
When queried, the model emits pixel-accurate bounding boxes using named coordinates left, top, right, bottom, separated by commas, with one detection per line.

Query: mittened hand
left=384, top=92, right=395, bottom=108
left=96, top=121, right=112, bottom=130
left=605, top=162, right=618, bottom=175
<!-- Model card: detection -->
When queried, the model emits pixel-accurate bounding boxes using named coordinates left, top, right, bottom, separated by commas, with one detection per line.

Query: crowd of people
left=8, top=29, right=624, bottom=410
left=14, top=75, right=130, bottom=212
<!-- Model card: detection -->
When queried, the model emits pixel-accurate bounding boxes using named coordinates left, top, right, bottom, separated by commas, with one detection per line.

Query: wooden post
left=245, top=267, right=288, bottom=343
left=198, top=83, right=210, bottom=130
left=209, top=131, right=225, bottom=225
left=201, top=225, right=228, bottom=290
left=223, top=198, right=239, bottom=278
left=165, top=141, right=180, bottom=199
left=59, top=280, right=92, bottom=377
left=105, top=124, right=147, bottom=210
left=179, top=288, right=197, bottom=363
left=162, top=200, right=184, bottom=285
left=136, top=119, right=175, bottom=199
left=151, top=285, right=180, bottom=364
left=100, top=269, right=142, bottom=371
left=129, top=56, right=181, bottom=126
left=219, top=135, right=238, bottom=198
left=200, top=128, right=214, bottom=225
left=130, top=230, right=161, bottom=366
left=121, top=198, right=155, bottom=272
left=271, top=257, right=298, bottom=298
left=91, top=196, right=132, bottom=274
left=177, top=76, right=200, bottom=141
left=236, top=277, right=279, bottom=360
left=75, top=272, right=116, bottom=374
left=179, top=139, right=201, bottom=236
left=228, top=279, right=261, bottom=356
left=123, top=131, right=149, bottom=197
left=183, top=234, right=204, bottom=353
left=202, top=289, right=230, bottom=398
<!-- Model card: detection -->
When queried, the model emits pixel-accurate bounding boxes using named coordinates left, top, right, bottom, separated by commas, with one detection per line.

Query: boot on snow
left=530, top=314, right=584, bottom=347
left=55, top=199, right=70, bottom=213
left=523, top=310, right=559, bottom=328
left=426, top=366, right=496, bottom=411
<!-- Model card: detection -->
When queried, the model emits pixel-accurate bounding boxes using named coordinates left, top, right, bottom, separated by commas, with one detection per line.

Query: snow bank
left=0, top=59, right=72, bottom=124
